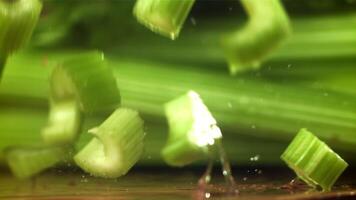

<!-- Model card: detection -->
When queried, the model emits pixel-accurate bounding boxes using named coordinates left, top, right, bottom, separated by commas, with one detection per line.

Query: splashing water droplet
left=250, top=154, right=260, bottom=161
left=205, top=192, right=211, bottom=198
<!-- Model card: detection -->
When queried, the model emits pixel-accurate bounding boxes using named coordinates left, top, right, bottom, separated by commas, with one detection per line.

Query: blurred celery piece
left=42, top=100, right=81, bottom=145
left=0, top=106, right=289, bottom=166
left=0, top=0, right=42, bottom=78
left=50, top=51, right=121, bottom=114
left=222, top=0, right=291, bottom=74
left=281, top=129, right=348, bottom=191
left=116, top=14, right=356, bottom=71
left=162, top=91, right=222, bottom=166
left=1, top=52, right=356, bottom=153
left=134, top=0, right=195, bottom=40
left=4, top=146, right=67, bottom=179
left=34, top=0, right=135, bottom=48
left=74, top=108, right=145, bottom=178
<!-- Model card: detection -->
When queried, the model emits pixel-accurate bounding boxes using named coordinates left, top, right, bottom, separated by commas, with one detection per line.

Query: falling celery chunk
left=4, top=146, right=67, bottom=179
left=281, top=129, right=348, bottom=191
left=41, top=100, right=81, bottom=145
left=133, top=0, right=195, bottom=40
left=0, top=0, right=42, bottom=78
left=50, top=51, right=121, bottom=114
left=74, top=108, right=145, bottom=178
left=222, top=0, right=291, bottom=74
left=162, top=90, right=222, bottom=167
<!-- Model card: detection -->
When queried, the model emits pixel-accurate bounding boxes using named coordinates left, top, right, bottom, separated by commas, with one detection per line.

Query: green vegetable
left=50, top=51, right=121, bottom=114
left=133, top=0, right=195, bottom=40
left=222, top=0, right=291, bottom=74
left=281, top=129, right=348, bottom=191
left=2, top=51, right=356, bottom=154
left=74, top=108, right=145, bottom=178
left=41, top=100, right=81, bottom=145
left=4, top=145, right=67, bottom=179
left=0, top=0, right=42, bottom=78
left=162, top=90, right=222, bottom=167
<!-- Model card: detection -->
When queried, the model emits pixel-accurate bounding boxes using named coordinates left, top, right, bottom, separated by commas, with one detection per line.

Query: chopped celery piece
left=0, top=0, right=42, bottom=77
left=4, top=146, right=67, bottom=179
left=74, top=108, right=145, bottom=178
left=0, top=0, right=42, bottom=56
left=222, top=0, right=291, bottom=74
left=134, top=0, right=195, bottom=40
left=162, top=90, right=222, bottom=167
left=41, top=100, right=81, bottom=145
left=50, top=51, right=121, bottom=114
left=281, top=129, right=348, bottom=191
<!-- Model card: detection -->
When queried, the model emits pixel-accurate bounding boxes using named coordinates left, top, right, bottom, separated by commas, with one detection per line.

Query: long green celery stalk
left=1, top=52, right=356, bottom=154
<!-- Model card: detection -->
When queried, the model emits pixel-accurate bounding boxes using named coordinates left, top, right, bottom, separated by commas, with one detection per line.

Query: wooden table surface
left=0, top=167, right=355, bottom=200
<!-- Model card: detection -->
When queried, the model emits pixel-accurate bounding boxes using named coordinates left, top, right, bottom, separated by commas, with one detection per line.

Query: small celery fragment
left=222, top=0, right=291, bottom=74
left=133, top=0, right=195, bottom=40
left=4, top=146, right=67, bottom=179
left=41, top=100, right=81, bottom=145
left=281, top=129, right=348, bottom=191
left=50, top=51, right=121, bottom=114
left=0, top=0, right=42, bottom=56
left=0, top=0, right=42, bottom=77
left=74, top=108, right=145, bottom=178
left=161, top=90, right=222, bottom=167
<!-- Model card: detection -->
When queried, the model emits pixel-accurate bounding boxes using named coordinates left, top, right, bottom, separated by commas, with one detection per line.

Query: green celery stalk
left=0, top=0, right=42, bottom=78
left=4, top=145, right=68, bottom=179
left=1, top=51, right=356, bottom=154
left=162, top=90, right=222, bottom=166
left=41, top=100, right=81, bottom=145
left=74, top=108, right=145, bottom=178
left=133, top=0, right=195, bottom=40
left=222, top=0, right=291, bottom=74
left=281, top=129, right=348, bottom=191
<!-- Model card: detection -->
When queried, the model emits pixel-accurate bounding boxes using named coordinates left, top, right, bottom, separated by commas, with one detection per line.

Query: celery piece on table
left=0, top=0, right=42, bottom=78
left=162, top=90, right=222, bottom=167
left=222, top=0, right=291, bottom=74
left=41, top=100, right=81, bottom=145
left=74, top=108, right=145, bottom=178
left=134, top=0, right=195, bottom=40
left=281, top=129, right=348, bottom=191
left=4, top=146, right=67, bottom=179
left=50, top=51, right=121, bottom=114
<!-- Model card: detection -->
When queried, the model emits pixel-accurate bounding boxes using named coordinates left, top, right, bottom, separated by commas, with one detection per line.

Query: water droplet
left=223, top=170, right=228, bottom=176
left=190, top=17, right=197, bottom=26
left=251, top=125, right=256, bottom=129
left=249, top=155, right=260, bottom=161
left=258, top=170, right=263, bottom=174
left=287, top=64, right=292, bottom=69
left=243, top=177, right=248, bottom=181
left=205, top=192, right=211, bottom=198
left=228, top=7, right=233, bottom=11
left=227, top=102, right=232, bottom=108
left=323, top=92, right=329, bottom=97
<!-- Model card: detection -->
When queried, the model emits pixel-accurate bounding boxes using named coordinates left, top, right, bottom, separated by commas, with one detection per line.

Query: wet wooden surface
left=0, top=167, right=355, bottom=200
